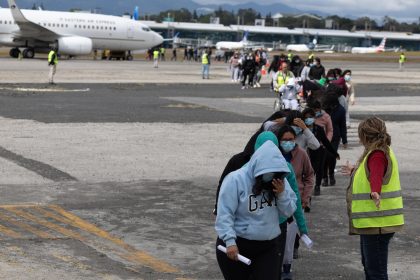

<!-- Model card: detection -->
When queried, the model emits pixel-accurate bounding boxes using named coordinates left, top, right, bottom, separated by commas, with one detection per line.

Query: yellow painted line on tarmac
left=0, top=224, right=22, bottom=238
left=0, top=212, right=54, bottom=239
left=47, top=205, right=180, bottom=274
left=0, top=204, right=43, bottom=209
left=5, top=207, right=86, bottom=241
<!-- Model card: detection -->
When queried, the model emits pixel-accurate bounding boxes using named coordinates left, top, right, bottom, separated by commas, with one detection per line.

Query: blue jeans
left=202, top=64, right=209, bottom=78
left=360, top=233, right=394, bottom=280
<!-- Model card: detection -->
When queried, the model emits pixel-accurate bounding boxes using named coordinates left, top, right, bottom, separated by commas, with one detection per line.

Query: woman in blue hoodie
left=216, top=141, right=297, bottom=280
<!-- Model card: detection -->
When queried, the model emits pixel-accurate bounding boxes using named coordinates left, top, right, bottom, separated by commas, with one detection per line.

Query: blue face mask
left=315, top=111, right=323, bottom=118
left=292, top=126, right=302, bottom=135
left=262, top=172, right=275, bottom=183
left=344, top=75, right=351, bottom=82
left=281, top=141, right=296, bottom=153
left=305, top=118, right=315, bottom=126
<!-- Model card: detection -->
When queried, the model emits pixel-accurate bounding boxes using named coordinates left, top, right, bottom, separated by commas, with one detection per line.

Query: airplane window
left=101, top=26, right=103, bottom=30
left=48, top=23, right=51, bottom=27
left=114, top=27, right=116, bottom=30
left=142, top=27, right=150, bottom=32
left=0, top=21, right=2, bottom=24
left=53, top=24, right=55, bottom=27
left=83, top=25, right=86, bottom=29
left=66, top=24, right=68, bottom=28
left=74, top=25, right=77, bottom=28
left=105, top=27, right=108, bottom=30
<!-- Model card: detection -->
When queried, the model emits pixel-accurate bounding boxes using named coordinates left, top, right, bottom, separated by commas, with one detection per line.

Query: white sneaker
left=241, top=86, right=246, bottom=90
left=256, top=83, right=261, bottom=88
left=231, top=79, right=235, bottom=82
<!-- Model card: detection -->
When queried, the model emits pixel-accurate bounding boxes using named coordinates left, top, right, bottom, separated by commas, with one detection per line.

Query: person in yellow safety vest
left=202, top=50, right=210, bottom=79
left=48, top=47, right=58, bottom=85
left=160, top=47, right=166, bottom=61
left=399, top=52, right=406, bottom=71
left=287, top=50, right=293, bottom=62
left=153, top=49, right=160, bottom=68
left=342, top=117, right=404, bottom=280
left=274, top=61, right=295, bottom=92
left=308, top=52, right=314, bottom=61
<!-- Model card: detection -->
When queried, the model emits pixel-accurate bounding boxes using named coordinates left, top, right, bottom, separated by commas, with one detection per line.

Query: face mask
left=262, top=172, right=275, bottom=183
left=281, top=141, right=295, bottom=153
left=344, top=75, right=351, bottom=82
left=295, top=59, right=300, bottom=64
left=305, top=118, right=315, bottom=126
left=309, top=63, right=314, bottom=67
left=315, top=111, right=323, bottom=118
left=291, top=126, right=302, bottom=135
left=328, top=77, right=336, bottom=81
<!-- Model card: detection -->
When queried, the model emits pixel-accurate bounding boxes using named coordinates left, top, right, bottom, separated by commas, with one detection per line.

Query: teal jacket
left=280, top=163, right=308, bottom=234
left=253, top=132, right=308, bottom=234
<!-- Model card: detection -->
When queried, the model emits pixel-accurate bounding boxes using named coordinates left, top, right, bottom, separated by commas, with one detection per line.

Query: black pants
left=278, top=222, right=288, bottom=279
left=309, top=147, right=327, bottom=187
left=242, top=71, right=255, bottom=86
left=360, top=233, right=394, bottom=280
left=216, top=236, right=281, bottom=280
left=324, top=140, right=340, bottom=179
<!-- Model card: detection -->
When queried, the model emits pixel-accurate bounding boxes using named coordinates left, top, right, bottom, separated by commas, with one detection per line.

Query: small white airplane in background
left=351, top=38, right=386, bottom=54
left=0, top=0, right=163, bottom=58
left=286, top=39, right=317, bottom=52
left=216, top=31, right=249, bottom=50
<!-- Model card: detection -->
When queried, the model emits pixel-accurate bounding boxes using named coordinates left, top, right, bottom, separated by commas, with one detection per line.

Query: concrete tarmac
left=0, top=59, right=419, bottom=279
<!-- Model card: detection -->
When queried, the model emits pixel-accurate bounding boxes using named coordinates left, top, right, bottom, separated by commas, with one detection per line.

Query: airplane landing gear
left=9, top=48, right=21, bottom=58
left=23, top=48, right=35, bottom=59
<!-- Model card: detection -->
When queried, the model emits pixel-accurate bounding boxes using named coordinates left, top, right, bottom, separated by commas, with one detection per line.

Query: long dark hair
left=277, top=125, right=297, bottom=141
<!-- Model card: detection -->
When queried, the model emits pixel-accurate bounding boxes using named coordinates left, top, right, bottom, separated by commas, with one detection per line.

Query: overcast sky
left=194, top=0, right=420, bottom=22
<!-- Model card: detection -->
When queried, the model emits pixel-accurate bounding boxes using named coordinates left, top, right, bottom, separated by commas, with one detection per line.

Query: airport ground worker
left=399, top=52, right=406, bottom=71
left=274, top=61, right=295, bottom=92
left=153, top=49, right=160, bottom=68
left=202, top=50, right=210, bottom=79
left=287, top=50, right=293, bottom=62
left=215, top=140, right=297, bottom=280
left=342, top=117, right=404, bottom=280
left=48, top=47, right=58, bottom=84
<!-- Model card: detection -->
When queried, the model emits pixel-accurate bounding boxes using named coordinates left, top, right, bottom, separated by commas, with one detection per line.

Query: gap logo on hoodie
left=249, top=192, right=277, bottom=212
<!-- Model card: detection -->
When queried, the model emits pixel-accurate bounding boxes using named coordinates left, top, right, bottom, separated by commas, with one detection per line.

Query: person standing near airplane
left=48, top=47, right=58, bottom=85
left=153, top=49, right=160, bottom=68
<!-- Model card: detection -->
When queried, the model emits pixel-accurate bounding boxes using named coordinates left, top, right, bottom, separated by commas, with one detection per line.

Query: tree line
left=143, top=7, right=420, bottom=33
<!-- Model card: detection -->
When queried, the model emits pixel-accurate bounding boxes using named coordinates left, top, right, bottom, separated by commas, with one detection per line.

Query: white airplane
left=351, top=38, right=386, bottom=54
left=216, top=32, right=249, bottom=50
left=286, top=39, right=317, bottom=52
left=0, top=0, right=163, bottom=58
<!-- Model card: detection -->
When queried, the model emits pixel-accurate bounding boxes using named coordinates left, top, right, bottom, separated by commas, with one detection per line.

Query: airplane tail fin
left=133, top=6, right=139, bottom=20
left=241, top=31, right=249, bottom=43
left=377, top=38, right=386, bottom=51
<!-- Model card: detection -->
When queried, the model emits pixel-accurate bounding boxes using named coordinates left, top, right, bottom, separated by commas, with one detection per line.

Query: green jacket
left=279, top=163, right=308, bottom=234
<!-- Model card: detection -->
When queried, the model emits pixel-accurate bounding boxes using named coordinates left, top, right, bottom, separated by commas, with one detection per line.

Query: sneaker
left=330, top=176, right=336, bottom=186
left=241, top=86, right=246, bottom=90
left=281, top=271, right=293, bottom=280
left=314, top=185, right=321, bottom=196
left=256, top=82, right=261, bottom=88
left=322, top=178, right=329, bottom=187
left=231, top=79, right=235, bottom=82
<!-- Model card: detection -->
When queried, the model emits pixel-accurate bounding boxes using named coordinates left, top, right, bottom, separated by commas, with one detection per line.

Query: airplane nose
left=154, top=33, right=164, bottom=46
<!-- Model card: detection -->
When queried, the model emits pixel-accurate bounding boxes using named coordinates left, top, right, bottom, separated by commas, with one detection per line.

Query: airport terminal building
left=140, top=20, right=420, bottom=51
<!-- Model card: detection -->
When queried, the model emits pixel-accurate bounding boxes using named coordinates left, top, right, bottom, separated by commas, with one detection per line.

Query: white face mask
left=344, top=75, right=351, bottom=82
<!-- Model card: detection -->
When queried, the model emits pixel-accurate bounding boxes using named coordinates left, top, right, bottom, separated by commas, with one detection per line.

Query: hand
left=293, top=118, right=307, bottom=130
left=226, top=245, right=239, bottom=261
left=336, top=153, right=341, bottom=160
left=371, top=192, right=381, bottom=209
left=272, top=179, right=285, bottom=196
left=341, top=161, right=355, bottom=176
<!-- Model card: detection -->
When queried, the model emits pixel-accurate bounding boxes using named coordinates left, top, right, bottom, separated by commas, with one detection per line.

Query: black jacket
left=311, top=124, right=340, bottom=158
left=309, top=65, right=325, bottom=80
left=328, top=104, right=347, bottom=144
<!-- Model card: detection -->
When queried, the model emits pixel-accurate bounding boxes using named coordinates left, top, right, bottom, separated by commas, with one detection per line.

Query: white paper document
left=217, top=245, right=252, bottom=265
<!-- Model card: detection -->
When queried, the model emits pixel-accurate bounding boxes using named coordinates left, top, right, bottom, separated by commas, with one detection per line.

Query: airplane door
left=127, top=25, right=135, bottom=39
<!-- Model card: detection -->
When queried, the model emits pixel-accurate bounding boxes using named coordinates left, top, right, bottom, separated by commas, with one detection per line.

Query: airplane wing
left=8, top=0, right=58, bottom=41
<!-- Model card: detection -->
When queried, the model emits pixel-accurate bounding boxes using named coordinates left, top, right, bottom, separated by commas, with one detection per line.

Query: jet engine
left=57, top=36, right=93, bottom=55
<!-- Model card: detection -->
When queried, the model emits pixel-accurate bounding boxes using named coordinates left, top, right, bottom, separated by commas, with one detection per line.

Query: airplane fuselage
left=0, top=8, right=163, bottom=51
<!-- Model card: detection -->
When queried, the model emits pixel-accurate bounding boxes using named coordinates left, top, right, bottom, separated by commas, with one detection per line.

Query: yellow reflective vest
left=276, top=71, right=294, bottom=89
left=202, top=53, right=209, bottom=65
left=399, top=55, right=406, bottom=63
left=351, top=148, right=404, bottom=229
left=48, top=50, right=58, bottom=65
left=153, top=50, right=160, bottom=59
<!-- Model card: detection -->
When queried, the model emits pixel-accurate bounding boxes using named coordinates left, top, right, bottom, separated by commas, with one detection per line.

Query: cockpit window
left=142, top=27, right=151, bottom=32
